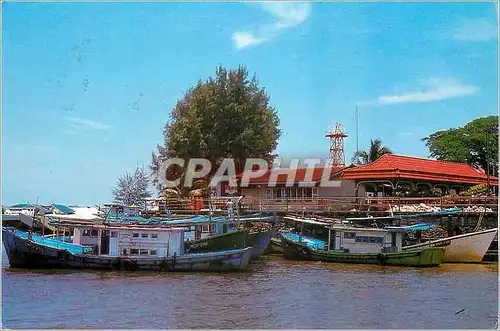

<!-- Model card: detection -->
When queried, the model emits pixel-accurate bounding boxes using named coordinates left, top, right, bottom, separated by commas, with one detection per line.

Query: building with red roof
left=229, top=165, right=363, bottom=198
left=225, top=154, right=497, bottom=198
left=341, top=154, right=497, bottom=196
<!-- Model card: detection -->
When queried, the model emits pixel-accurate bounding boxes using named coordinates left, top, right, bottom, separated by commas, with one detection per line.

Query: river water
left=2, top=253, right=498, bottom=329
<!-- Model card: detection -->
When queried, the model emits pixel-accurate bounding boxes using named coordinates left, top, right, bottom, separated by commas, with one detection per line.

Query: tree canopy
left=422, top=116, right=498, bottom=175
left=352, top=139, right=393, bottom=165
left=112, top=166, right=152, bottom=206
left=151, top=66, right=281, bottom=192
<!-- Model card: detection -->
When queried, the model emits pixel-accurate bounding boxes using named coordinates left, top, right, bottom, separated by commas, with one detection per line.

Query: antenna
left=356, top=106, right=359, bottom=153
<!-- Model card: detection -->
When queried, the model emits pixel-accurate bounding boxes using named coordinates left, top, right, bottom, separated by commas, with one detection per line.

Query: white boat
left=402, top=228, right=498, bottom=263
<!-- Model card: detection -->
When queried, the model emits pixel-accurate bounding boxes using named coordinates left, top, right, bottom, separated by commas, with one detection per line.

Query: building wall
left=240, top=180, right=364, bottom=198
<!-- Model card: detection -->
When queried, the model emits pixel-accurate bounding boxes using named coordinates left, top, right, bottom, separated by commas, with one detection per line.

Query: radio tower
left=325, top=122, right=348, bottom=166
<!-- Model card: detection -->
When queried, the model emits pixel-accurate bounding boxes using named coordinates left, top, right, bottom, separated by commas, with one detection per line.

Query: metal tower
left=325, top=122, right=348, bottom=166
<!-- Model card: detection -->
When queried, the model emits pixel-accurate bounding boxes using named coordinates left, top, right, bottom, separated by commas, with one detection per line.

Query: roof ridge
left=387, top=154, right=480, bottom=168
left=381, top=154, right=398, bottom=170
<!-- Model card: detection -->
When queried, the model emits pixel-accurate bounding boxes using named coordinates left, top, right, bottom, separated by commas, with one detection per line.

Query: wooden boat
left=185, top=228, right=273, bottom=261
left=266, top=237, right=283, bottom=254
left=2, top=226, right=253, bottom=272
left=280, top=223, right=444, bottom=267
left=402, top=228, right=498, bottom=263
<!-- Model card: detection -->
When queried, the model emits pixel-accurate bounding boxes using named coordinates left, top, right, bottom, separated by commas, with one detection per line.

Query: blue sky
left=2, top=2, right=498, bottom=205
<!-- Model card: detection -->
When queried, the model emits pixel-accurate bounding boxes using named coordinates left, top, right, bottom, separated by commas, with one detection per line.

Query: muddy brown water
left=2, top=253, right=498, bottom=329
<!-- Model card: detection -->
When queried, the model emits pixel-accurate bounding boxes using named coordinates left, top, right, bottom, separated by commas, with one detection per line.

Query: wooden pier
left=147, top=196, right=499, bottom=216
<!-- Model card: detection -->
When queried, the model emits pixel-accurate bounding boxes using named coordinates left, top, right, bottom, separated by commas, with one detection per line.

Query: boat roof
left=385, top=223, right=436, bottom=232
left=283, top=216, right=331, bottom=226
left=45, top=207, right=104, bottom=221
left=52, top=204, right=76, bottom=215
left=328, top=225, right=390, bottom=233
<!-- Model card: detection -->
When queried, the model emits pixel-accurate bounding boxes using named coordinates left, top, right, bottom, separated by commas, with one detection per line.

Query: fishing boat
left=401, top=228, right=498, bottom=263
left=266, top=237, right=283, bottom=254
left=280, top=223, right=444, bottom=267
left=182, top=215, right=275, bottom=260
left=2, top=224, right=253, bottom=272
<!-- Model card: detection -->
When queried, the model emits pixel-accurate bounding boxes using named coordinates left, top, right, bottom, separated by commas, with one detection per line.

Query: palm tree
left=352, top=139, right=393, bottom=165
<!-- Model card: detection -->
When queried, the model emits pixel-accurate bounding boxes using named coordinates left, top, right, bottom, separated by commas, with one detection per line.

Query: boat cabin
left=166, top=217, right=237, bottom=241
left=327, top=226, right=403, bottom=254
left=70, top=225, right=185, bottom=257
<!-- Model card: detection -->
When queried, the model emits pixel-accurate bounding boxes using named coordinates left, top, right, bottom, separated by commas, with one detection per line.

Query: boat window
left=202, top=224, right=210, bottom=233
left=133, top=233, right=139, bottom=238
left=356, top=236, right=383, bottom=244
left=82, top=229, right=91, bottom=237
left=111, top=231, right=117, bottom=238
left=344, top=232, right=356, bottom=239
left=130, top=248, right=139, bottom=255
left=90, top=230, right=98, bottom=237
left=142, top=233, right=148, bottom=238
left=140, top=249, right=148, bottom=255
left=151, top=233, right=158, bottom=239
left=150, top=249, right=157, bottom=255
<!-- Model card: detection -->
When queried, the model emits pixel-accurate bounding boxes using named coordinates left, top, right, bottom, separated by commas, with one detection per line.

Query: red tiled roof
left=236, top=166, right=347, bottom=186
left=341, top=154, right=498, bottom=185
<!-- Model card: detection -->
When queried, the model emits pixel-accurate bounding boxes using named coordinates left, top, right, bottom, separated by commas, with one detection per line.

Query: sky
left=2, top=2, right=498, bottom=205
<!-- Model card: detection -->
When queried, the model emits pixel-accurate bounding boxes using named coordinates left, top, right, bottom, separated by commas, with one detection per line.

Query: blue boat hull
left=247, top=230, right=273, bottom=260
left=2, top=228, right=252, bottom=272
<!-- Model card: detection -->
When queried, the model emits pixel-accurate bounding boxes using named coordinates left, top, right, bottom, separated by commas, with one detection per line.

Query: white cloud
left=232, top=32, right=265, bottom=49
left=452, top=18, right=498, bottom=42
left=65, top=117, right=113, bottom=130
left=232, top=2, right=311, bottom=50
left=367, top=78, right=479, bottom=105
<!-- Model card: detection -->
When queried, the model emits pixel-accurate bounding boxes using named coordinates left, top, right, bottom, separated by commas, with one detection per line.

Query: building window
left=201, top=224, right=210, bottom=233
left=150, top=249, right=157, bottom=255
left=111, top=231, right=117, bottom=238
left=140, top=249, right=148, bottom=255
left=130, top=248, right=139, bottom=255
left=151, top=233, right=158, bottom=239
left=142, top=233, right=148, bottom=238
left=122, top=248, right=128, bottom=255
left=90, top=229, right=98, bottom=237
left=133, top=233, right=139, bottom=238
left=344, top=232, right=356, bottom=239
left=82, top=229, right=91, bottom=237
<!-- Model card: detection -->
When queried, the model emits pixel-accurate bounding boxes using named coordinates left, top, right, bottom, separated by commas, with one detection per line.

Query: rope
left=473, top=207, right=485, bottom=232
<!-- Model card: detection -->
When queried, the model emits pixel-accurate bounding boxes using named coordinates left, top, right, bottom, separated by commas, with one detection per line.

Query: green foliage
left=460, top=184, right=488, bottom=196
left=151, top=66, right=281, bottom=192
left=352, top=139, right=392, bottom=164
left=422, top=116, right=499, bottom=175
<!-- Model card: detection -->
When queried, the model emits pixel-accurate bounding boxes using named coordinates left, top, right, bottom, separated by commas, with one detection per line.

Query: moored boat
left=185, top=228, right=273, bottom=261
left=2, top=225, right=253, bottom=272
left=401, top=228, right=498, bottom=263
left=280, top=223, right=444, bottom=267
left=267, top=237, right=283, bottom=254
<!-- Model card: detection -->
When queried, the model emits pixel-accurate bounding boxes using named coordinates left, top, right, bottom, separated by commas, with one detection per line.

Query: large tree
left=112, top=166, right=152, bottom=206
left=352, top=139, right=393, bottom=165
left=151, top=66, right=281, bottom=192
left=422, top=116, right=499, bottom=175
